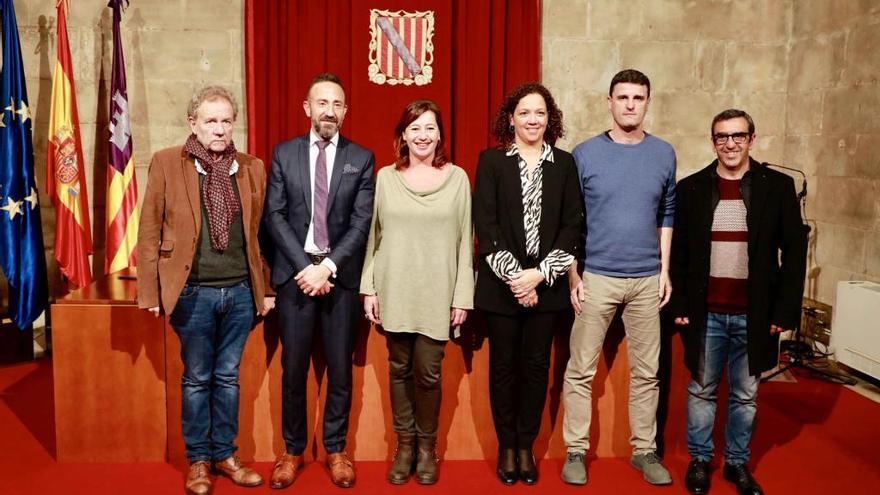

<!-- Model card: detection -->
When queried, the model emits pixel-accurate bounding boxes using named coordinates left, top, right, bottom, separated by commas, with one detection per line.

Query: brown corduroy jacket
left=136, top=145, right=269, bottom=316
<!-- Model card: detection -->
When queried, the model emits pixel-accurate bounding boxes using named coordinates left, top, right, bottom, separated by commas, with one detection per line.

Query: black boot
left=685, top=459, right=711, bottom=494
left=517, top=448, right=538, bottom=485
left=415, top=437, right=439, bottom=485
left=387, top=435, right=416, bottom=484
left=723, top=463, right=764, bottom=495
left=497, top=448, right=517, bottom=485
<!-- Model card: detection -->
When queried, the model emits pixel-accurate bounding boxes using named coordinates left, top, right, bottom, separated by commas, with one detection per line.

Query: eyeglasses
left=713, top=132, right=751, bottom=146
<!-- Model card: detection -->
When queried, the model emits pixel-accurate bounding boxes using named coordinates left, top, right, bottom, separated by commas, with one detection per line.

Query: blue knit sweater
left=573, top=132, right=677, bottom=277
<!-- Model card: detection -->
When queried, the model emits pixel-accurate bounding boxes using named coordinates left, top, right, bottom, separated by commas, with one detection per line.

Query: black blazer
left=473, top=146, right=584, bottom=315
left=263, top=134, right=375, bottom=289
left=669, top=158, right=807, bottom=377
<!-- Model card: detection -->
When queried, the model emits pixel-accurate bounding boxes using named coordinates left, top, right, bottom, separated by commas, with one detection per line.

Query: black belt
left=308, top=253, right=328, bottom=265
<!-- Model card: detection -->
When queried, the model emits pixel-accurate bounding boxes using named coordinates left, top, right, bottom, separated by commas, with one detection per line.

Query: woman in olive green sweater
left=360, top=100, right=474, bottom=486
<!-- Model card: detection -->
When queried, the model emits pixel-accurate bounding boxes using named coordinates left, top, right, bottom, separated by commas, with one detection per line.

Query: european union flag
left=1, top=0, right=49, bottom=330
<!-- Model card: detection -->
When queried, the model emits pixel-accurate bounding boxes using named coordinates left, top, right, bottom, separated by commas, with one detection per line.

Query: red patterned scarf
left=184, top=134, right=241, bottom=252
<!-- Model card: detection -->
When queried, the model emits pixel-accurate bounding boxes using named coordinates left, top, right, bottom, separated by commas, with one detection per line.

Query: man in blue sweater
left=561, top=69, right=676, bottom=486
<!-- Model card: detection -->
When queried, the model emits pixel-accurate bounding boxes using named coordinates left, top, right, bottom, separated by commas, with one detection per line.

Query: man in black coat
left=669, top=109, right=807, bottom=495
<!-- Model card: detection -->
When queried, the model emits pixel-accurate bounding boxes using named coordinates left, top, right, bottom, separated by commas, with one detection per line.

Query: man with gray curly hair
left=138, top=85, right=275, bottom=495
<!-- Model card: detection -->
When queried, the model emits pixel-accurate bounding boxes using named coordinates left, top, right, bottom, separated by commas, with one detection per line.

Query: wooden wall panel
left=52, top=304, right=166, bottom=462
left=166, top=314, right=691, bottom=464
left=53, top=273, right=690, bottom=464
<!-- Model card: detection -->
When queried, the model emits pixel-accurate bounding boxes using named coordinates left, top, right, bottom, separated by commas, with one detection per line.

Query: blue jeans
left=170, top=281, right=255, bottom=462
left=686, top=312, right=759, bottom=465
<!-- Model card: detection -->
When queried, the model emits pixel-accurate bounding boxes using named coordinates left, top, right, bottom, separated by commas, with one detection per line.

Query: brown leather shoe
left=270, top=453, right=304, bottom=489
left=214, top=455, right=263, bottom=487
left=326, top=452, right=356, bottom=488
left=185, top=461, right=212, bottom=495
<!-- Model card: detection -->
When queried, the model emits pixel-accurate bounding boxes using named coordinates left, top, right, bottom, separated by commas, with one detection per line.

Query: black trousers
left=486, top=310, right=559, bottom=450
left=386, top=332, right=447, bottom=439
left=278, top=278, right=357, bottom=455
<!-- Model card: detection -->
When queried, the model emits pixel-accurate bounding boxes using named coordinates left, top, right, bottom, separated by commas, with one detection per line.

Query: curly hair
left=393, top=99, right=449, bottom=169
left=492, top=82, right=564, bottom=150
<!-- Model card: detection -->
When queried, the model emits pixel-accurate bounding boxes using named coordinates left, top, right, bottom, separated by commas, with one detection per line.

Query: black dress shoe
left=685, top=459, right=711, bottom=494
left=723, top=463, right=764, bottom=495
left=517, top=448, right=538, bottom=485
left=497, top=448, right=517, bottom=485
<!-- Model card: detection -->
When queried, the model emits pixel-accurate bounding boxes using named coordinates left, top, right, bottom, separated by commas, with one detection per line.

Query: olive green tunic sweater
left=360, top=165, right=474, bottom=341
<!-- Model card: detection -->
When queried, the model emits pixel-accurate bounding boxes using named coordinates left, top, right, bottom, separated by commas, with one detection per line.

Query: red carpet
left=1, top=358, right=878, bottom=494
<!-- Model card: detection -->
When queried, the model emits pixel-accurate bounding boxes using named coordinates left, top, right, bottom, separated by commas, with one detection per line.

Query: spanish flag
left=105, top=0, right=138, bottom=274
left=47, top=0, right=93, bottom=289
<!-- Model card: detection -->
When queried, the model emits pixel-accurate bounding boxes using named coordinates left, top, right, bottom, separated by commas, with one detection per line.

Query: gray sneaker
left=561, top=451, right=587, bottom=485
left=631, top=452, right=672, bottom=485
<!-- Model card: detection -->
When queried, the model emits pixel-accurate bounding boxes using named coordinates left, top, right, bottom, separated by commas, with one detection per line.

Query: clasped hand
left=295, top=264, right=334, bottom=296
left=507, top=268, right=544, bottom=296
left=508, top=268, right=543, bottom=308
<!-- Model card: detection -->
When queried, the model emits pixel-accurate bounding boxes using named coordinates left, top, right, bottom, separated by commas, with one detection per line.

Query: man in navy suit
left=263, top=73, right=375, bottom=489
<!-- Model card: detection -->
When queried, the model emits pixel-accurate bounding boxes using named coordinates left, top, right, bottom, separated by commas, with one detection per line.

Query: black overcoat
left=669, top=158, right=807, bottom=378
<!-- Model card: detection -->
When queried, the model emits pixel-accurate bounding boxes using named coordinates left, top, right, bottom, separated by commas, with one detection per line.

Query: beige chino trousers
left=562, top=271, right=661, bottom=455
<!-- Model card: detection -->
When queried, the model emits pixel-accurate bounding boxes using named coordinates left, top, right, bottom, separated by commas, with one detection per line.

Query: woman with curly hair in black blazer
left=473, top=82, right=583, bottom=485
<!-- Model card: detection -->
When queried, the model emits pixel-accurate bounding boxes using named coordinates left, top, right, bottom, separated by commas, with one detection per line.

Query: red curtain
left=245, top=0, right=541, bottom=178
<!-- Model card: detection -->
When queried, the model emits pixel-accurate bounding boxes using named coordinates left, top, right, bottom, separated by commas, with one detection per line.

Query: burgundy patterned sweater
left=707, top=177, right=748, bottom=314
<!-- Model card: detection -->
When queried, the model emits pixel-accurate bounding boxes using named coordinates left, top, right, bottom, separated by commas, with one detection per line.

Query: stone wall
left=12, top=0, right=246, bottom=297
left=784, top=1, right=880, bottom=305
left=542, top=0, right=791, bottom=178
left=543, top=0, right=880, bottom=306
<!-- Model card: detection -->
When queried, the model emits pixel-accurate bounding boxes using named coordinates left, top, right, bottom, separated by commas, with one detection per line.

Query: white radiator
left=831, top=281, right=880, bottom=380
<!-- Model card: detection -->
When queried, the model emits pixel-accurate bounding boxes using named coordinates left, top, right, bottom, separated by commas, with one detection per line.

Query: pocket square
left=342, top=163, right=359, bottom=174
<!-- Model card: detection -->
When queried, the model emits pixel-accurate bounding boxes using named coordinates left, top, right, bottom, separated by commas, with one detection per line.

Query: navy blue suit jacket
left=263, top=134, right=375, bottom=290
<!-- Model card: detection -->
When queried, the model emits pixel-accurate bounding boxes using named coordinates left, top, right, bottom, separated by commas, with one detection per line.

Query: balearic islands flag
left=0, top=0, right=49, bottom=329
left=47, top=0, right=93, bottom=289
left=104, top=0, right=138, bottom=274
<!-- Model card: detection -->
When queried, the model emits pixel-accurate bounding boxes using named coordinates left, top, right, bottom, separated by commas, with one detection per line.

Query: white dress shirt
left=194, top=158, right=238, bottom=176
left=305, top=129, right=339, bottom=274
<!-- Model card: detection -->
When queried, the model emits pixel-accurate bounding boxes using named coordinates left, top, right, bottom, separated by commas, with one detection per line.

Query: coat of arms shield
left=368, top=9, right=435, bottom=86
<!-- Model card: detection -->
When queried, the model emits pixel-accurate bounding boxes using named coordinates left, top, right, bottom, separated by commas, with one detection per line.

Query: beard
left=313, top=118, right=339, bottom=139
